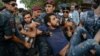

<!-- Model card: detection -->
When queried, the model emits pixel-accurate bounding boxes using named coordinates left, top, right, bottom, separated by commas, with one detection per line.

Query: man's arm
left=3, top=14, right=31, bottom=48
left=20, top=27, right=37, bottom=38
left=11, top=35, right=31, bottom=48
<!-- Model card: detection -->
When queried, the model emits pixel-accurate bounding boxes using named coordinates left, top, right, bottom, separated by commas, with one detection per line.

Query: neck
left=71, top=10, right=74, bottom=12
left=49, top=26, right=56, bottom=30
left=47, top=12, right=54, bottom=14
left=64, top=16, right=69, bottom=18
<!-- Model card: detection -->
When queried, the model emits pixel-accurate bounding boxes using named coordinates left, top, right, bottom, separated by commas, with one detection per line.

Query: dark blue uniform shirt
left=0, top=9, right=13, bottom=44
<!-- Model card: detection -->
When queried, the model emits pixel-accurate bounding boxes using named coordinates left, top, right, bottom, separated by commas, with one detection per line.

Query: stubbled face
left=45, top=4, right=55, bottom=13
left=6, top=1, right=17, bottom=12
left=32, top=10, right=41, bottom=17
left=24, top=14, right=32, bottom=24
left=63, top=10, right=70, bottom=18
left=49, top=15, right=59, bottom=27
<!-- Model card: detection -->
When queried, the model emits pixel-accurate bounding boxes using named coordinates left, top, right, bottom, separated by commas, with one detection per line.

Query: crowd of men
left=0, top=0, right=100, bottom=56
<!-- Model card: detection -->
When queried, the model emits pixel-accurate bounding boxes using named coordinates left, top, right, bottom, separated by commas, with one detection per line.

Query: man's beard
left=51, top=22, right=60, bottom=28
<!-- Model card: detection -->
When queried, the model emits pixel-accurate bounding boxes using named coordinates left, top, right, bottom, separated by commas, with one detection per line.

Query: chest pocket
left=85, top=17, right=95, bottom=31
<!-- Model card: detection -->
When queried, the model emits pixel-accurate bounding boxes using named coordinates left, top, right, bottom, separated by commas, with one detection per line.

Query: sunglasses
left=63, top=11, right=69, bottom=13
left=10, top=3, right=17, bottom=7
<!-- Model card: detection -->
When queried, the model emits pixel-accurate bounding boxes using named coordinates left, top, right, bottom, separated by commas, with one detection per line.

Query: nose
left=15, top=5, right=17, bottom=8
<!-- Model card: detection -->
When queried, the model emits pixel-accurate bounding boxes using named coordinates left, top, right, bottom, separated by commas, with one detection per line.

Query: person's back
left=80, top=9, right=100, bottom=38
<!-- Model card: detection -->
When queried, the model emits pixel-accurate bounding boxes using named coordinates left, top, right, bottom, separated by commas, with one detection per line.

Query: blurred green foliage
left=0, top=2, right=3, bottom=7
left=20, top=0, right=83, bottom=9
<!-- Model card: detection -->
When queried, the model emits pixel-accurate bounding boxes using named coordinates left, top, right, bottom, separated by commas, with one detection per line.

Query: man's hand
left=34, top=22, right=40, bottom=26
left=20, top=28, right=26, bottom=34
left=66, top=31, right=72, bottom=37
left=82, top=33, right=87, bottom=39
left=90, top=49, right=96, bottom=55
left=65, top=21, right=73, bottom=27
left=4, top=35, right=12, bottom=40
left=24, top=41, right=31, bottom=49
left=29, top=22, right=40, bottom=28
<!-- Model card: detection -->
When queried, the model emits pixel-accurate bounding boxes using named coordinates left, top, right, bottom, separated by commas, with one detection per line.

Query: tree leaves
left=20, top=0, right=83, bottom=9
left=20, top=0, right=45, bottom=9
left=0, top=2, right=3, bottom=8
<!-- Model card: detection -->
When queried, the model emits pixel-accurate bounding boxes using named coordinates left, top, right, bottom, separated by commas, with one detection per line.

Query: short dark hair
left=22, top=10, right=32, bottom=18
left=44, top=13, right=55, bottom=26
left=2, top=0, right=16, bottom=3
left=94, top=0, right=100, bottom=6
left=92, top=0, right=100, bottom=9
left=18, top=8, right=25, bottom=13
left=92, top=3, right=99, bottom=9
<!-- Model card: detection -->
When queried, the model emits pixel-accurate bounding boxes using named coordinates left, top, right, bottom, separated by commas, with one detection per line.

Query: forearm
left=24, top=28, right=37, bottom=38
left=11, top=35, right=25, bottom=45
left=4, top=35, right=13, bottom=40
left=11, top=35, right=32, bottom=48
left=24, top=31, right=36, bottom=38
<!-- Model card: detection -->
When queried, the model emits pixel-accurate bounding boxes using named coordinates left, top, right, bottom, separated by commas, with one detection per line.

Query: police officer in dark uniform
left=61, top=7, right=75, bottom=41
left=80, top=0, right=100, bottom=39
left=0, top=9, right=13, bottom=56
left=0, top=0, right=30, bottom=56
left=0, top=0, right=17, bottom=56
left=68, top=0, right=100, bottom=55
